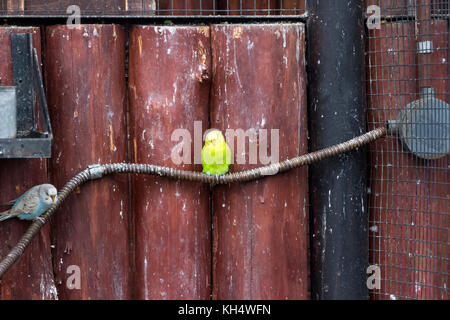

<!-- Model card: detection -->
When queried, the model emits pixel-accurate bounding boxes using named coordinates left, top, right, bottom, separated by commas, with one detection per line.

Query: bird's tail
left=0, top=210, right=13, bottom=222
left=0, top=199, right=16, bottom=206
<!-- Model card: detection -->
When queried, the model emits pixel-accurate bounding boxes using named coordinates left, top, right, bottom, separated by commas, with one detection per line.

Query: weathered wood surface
left=0, top=0, right=25, bottom=12
left=0, top=27, right=57, bottom=300
left=365, top=0, right=412, bottom=15
left=366, top=21, right=449, bottom=300
left=1, top=0, right=306, bottom=15
left=24, top=0, right=211, bottom=15
left=279, top=0, right=305, bottom=14
left=129, top=25, right=211, bottom=299
left=217, top=0, right=305, bottom=15
left=45, top=25, right=130, bottom=299
left=217, top=0, right=276, bottom=15
left=4, top=0, right=212, bottom=15
left=24, top=0, right=121, bottom=13
left=157, top=0, right=213, bottom=15
left=210, top=24, right=309, bottom=299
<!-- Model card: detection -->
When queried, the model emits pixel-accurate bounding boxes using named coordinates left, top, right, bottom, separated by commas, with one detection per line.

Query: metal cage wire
left=0, top=0, right=306, bottom=16
left=366, top=0, right=449, bottom=300
left=0, top=0, right=447, bottom=301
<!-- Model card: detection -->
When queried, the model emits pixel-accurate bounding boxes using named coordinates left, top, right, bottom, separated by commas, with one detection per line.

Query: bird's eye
left=45, top=197, right=49, bottom=201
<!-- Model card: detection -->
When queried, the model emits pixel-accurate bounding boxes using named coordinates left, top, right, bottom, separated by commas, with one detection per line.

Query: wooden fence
left=0, top=22, right=309, bottom=300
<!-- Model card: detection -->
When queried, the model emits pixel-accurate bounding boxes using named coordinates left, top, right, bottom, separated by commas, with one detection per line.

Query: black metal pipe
left=307, top=0, right=369, bottom=299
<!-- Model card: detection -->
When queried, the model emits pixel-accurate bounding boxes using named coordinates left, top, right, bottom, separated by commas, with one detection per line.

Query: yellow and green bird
left=202, top=129, right=232, bottom=176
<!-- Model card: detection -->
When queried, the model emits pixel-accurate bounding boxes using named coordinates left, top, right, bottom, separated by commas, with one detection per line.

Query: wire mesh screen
left=0, top=0, right=447, bottom=301
left=366, top=0, right=449, bottom=299
left=0, top=0, right=306, bottom=16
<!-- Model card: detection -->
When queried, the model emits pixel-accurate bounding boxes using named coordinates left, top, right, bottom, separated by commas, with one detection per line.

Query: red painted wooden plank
left=157, top=0, right=213, bottom=15
left=129, top=25, right=211, bottom=299
left=45, top=25, right=130, bottom=299
left=7, top=0, right=305, bottom=15
left=0, top=27, right=57, bottom=300
left=416, top=0, right=434, bottom=90
left=19, top=0, right=211, bottom=15
left=123, top=0, right=154, bottom=13
left=366, top=21, right=449, bottom=300
left=279, top=0, right=305, bottom=14
left=0, top=0, right=24, bottom=12
left=365, top=0, right=410, bottom=15
left=24, top=0, right=121, bottom=13
left=210, top=24, right=309, bottom=299
left=217, top=0, right=277, bottom=15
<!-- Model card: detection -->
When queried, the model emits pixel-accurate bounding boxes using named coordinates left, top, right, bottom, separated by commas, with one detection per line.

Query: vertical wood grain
left=0, top=26, right=57, bottom=300
left=45, top=24, right=130, bottom=299
left=210, top=23, right=309, bottom=299
left=129, top=25, right=211, bottom=299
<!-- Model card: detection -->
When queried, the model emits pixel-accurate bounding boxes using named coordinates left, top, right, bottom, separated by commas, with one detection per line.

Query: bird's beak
left=51, top=195, right=56, bottom=202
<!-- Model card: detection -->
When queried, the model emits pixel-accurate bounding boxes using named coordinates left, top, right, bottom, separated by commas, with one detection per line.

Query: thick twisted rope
left=0, top=126, right=386, bottom=278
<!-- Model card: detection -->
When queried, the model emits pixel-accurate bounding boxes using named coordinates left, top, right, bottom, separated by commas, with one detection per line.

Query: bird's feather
left=17, top=201, right=49, bottom=220
left=9, top=187, right=40, bottom=216
left=11, top=191, right=27, bottom=208
left=202, top=131, right=231, bottom=176
left=0, top=184, right=57, bottom=223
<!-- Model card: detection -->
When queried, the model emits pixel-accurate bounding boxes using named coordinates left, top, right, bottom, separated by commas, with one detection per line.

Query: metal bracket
left=0, top=33, right=53, bottom=158
left=88, top=164, right=105, bottom=180
left=12, top=33, right=35, bottom=133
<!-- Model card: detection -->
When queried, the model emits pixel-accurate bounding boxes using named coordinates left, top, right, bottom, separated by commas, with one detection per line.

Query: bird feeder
left=0, top=33, right=52, bottom=158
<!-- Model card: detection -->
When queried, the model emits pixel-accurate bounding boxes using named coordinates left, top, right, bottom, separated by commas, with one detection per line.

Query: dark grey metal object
left=12, top=33, right=35, bottom=133
left=388, top=88, right=450, bottom=160
left=0, top=33, right=52, bottom=158
left=307, top=0, right=369, bottom=300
